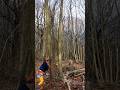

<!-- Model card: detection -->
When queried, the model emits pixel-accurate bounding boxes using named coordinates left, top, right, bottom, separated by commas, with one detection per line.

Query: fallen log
left=63, top=68, right=85, bottom=90
left=65, top=68, right=85, bottom=77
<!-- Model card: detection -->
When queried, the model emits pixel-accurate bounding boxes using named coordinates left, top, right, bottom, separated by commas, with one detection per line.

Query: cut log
left=65, top=68, right=85, bottom=77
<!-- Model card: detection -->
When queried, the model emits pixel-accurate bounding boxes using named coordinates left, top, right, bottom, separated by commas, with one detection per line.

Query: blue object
left=39, top=61, right=49, bottom=72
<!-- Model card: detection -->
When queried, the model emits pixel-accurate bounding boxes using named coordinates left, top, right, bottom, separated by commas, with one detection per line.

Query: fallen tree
left=65, top=68, right=85, bottom=77
left=63, top=68, right=85, bottom=90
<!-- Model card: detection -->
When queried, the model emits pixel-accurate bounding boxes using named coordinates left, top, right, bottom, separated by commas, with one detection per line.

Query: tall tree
left=58, top=0, right=64, bottom=78
left=43, top=0, right=52, bottom=59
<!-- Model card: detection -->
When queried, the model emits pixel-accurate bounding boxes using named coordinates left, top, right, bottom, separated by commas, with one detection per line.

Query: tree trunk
left=58, top=0, right=64, bottom=78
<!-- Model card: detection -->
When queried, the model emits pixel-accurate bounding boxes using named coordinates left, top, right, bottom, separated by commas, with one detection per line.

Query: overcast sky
left=35, top=0, right=85, bottom=21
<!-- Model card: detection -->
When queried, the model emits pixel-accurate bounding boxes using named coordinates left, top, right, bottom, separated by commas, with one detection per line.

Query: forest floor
left=0, top=60, right=85, bottom=90
left=35, top=60, right=85, bottom=90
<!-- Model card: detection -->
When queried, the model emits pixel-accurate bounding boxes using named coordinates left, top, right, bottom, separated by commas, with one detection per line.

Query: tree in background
left=35, top=0, right=85, bottom=79
left=58, top=0, right=64, bottom=78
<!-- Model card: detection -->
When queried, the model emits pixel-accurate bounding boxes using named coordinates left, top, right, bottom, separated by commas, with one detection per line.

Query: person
left=36, top=58, right=49, bottom=90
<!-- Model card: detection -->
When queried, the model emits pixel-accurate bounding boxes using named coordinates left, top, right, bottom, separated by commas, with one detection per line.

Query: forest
left=35, top=0, right=85, bottom=90
left=0, top=0, right=120, bottom=90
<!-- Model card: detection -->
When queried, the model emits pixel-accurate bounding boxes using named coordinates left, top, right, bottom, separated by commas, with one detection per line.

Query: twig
left=63, top=75, right=71, bottom=90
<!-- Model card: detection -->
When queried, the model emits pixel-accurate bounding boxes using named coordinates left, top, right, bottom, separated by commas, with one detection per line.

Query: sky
left=64, top=0, right=85, bottom=20
left=35, top=0, right=85, bottom=21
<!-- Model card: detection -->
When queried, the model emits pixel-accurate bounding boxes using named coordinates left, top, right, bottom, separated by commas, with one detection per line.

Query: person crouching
left=36, top=59, right=49, bottom=90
